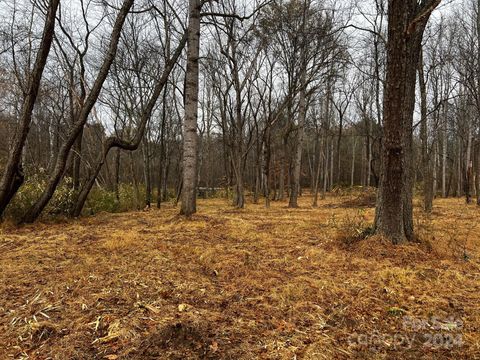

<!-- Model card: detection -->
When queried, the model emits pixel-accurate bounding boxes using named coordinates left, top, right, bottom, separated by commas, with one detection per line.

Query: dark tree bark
left=0, top=0, right=60, bottom=218
left=70, top=33, right=187, bottom=217
left=374, top=0, right=441, bottom=244
left=21, top=0, right=134, bottom=223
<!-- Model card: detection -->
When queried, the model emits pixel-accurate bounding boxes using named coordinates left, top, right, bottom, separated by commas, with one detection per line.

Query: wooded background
left=0, top=0, right=478, bottom=226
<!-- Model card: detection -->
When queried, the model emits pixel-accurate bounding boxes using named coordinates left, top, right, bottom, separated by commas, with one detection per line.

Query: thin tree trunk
left=289, top=0, right=309, bottom=208
left=312, top=129, right=324, bottom=207
left=475, top=140, right=480, bottom=205
left=418, top=50, right=433, bottom=212
left=442, top=102, right=447, bottom=197
left=142, top=139, right=151, bottom=208
left=21, top=0, right=134, bottom=223
left=114, top=147, right=121, bottom=204
left=322, top=136, right=329, bottom=199
left=350, top=136, right=356, bottom=187
left=465, top=124, right=473, bottom=204
left=0, top=0, right=60, bottom=218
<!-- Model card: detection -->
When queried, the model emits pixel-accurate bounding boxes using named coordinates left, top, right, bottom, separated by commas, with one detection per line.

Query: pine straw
left=1, top=194, right=480, bottom=359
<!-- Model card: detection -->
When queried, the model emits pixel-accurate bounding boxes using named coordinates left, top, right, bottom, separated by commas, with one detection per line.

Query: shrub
left=6, top=175, right=76, bottom=220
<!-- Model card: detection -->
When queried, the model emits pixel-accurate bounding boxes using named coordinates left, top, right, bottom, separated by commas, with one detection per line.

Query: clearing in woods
left=1, top=191, right=480, bottom=359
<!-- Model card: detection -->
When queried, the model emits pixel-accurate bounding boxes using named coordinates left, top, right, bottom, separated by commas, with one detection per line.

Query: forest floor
left=1, top=190, right=480, bottom=359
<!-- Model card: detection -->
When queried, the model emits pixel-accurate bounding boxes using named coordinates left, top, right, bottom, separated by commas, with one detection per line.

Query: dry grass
left=1, top=193, right=480, bottom=359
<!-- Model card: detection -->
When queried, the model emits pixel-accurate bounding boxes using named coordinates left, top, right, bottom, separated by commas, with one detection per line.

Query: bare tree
left=21, top=0, right=134, bottom=223
left=180, top=0, right=202, bottom=216
left=0, top=0, right=60, bottom=218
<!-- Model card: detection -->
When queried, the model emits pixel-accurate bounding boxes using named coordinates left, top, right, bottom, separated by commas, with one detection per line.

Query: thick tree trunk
left=180, top=0, right=201, bottom=216
left=233, top=96, right=245, bottom=208
left=457, top=136, right=462, bottom=197
left=254, top=138, right=262, bottom=204
left=329, top=140, right=334, bottom=190
left=0, top=0, right=60, bottom=218
left=374, top=0, right=439, bottom=244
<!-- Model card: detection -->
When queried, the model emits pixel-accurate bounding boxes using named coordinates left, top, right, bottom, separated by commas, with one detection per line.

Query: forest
left=1, top=0, right=480, bottom=358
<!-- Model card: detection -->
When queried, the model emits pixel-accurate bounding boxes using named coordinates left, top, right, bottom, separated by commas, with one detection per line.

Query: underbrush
left=4, top=177, right=176, bottom=220
left=5, top=175, right=76, bottom=220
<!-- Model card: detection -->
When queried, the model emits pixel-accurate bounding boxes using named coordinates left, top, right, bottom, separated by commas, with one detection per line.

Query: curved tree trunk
left=0, top=0, right=60, bottom=218
left=70, top=33, right=187, bottom=217
left=20, top=0, right=134, bottom=223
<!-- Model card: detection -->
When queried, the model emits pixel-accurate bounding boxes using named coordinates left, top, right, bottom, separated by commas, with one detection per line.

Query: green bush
left=7, top=175, right=76, bottom=220
left=6, top=177, right=176, bottom=220
left=84, top=187, right=120, bottom=215
left=84, top=183, right=147, bottom=215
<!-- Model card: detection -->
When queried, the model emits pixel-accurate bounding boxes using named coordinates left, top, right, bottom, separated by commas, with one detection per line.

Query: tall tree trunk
left=21, top=0, right=134, bottom=223
left=289, top=79, right=306, bottom=207
left=374, top=0, right=440, bottom=244
left=157, top=85, right=168, bottom=209
left=329, top=140, right=334, bottom=190
left=289, top=0, right=309, bottom=208
left=142, top=139, right=152, bottom=208
left=263, top=126, right=271, bottom=208
left=322, top=136, right=329, bottom=199
left=475, top=140, right=480, bottom=205
left=457, top=135, right=462, bottom=197
left=442, top=102, right=447, bottom=197
left=0, top=0, right=60, bottom=218
left=180, top=0, right=201, bottom=216
left=350, top=136, right=356, bottom=187
left=418, top=50, right=433, bottom=212
left=72, top=128, right=84, bottom=191
left=312, top=130, right=324, bottom=207
left=465, top=122, right=474, bottom=204
left=278, top=134, right=287, bottom=201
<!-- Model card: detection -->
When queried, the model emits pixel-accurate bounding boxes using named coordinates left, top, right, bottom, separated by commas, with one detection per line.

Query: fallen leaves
left=1, top=195, right=479, bottom=359
left=178, top=303, right=191, bottom=312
